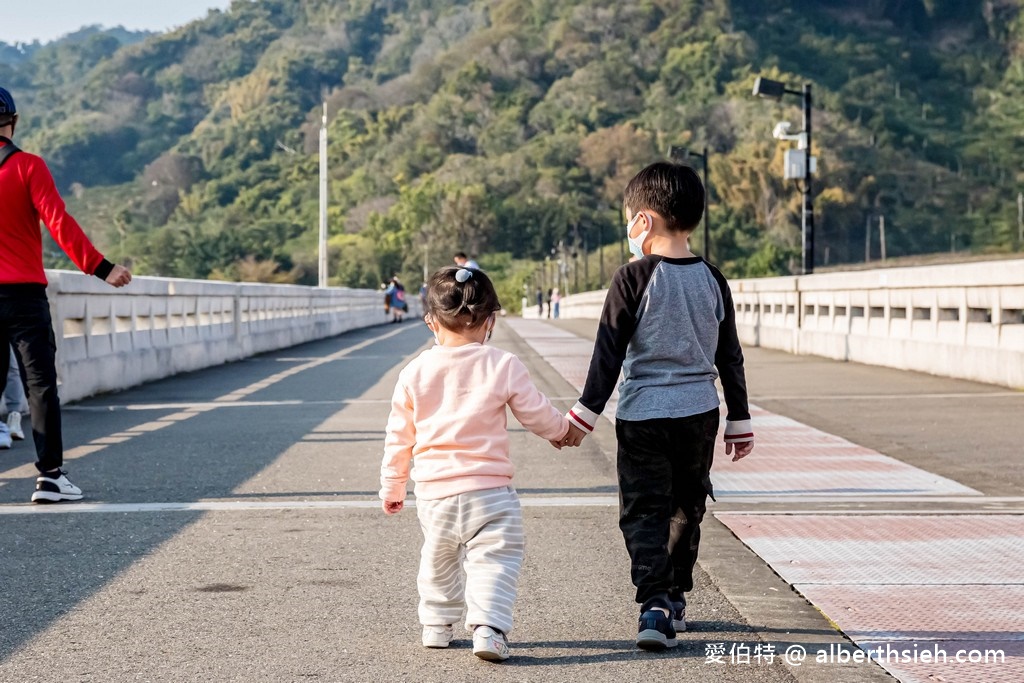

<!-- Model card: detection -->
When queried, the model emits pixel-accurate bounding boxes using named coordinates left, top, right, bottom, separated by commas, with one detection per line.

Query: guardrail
left=531, top=259, right=1024, bottom=389
left=44, top=271, right=415, bottom=402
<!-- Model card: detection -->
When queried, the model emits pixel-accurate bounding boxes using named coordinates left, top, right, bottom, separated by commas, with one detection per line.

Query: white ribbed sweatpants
left=415, top=486, right=524, bottom=635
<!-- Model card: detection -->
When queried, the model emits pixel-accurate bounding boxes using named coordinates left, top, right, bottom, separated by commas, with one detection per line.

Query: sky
left=0, top=0, right=232, bottom=44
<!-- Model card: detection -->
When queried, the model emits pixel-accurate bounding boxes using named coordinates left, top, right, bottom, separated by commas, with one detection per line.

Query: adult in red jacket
left=0, top=86, right=132, bottom=503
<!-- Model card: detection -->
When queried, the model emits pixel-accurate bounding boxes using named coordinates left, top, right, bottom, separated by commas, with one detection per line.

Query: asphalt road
left=0, top=320, right=898, bottom=682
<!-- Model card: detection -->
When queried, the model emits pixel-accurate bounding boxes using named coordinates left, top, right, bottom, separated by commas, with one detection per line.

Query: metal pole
left=865, top=214, right=871, bottom=263
left=879, top=214, right=887, bottom=261
left=802, top=84, right=814, bottom=275
left=598, top=220, right=605, bottom=287
left=318, top=102, right=328, bottom=288
left=1017, top=192, right=1023, bottom=246
left=702, top=146, right=710, bottom=262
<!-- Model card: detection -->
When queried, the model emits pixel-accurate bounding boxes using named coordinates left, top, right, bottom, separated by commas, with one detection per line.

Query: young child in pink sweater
left=380, top=266, right=571, bottom=662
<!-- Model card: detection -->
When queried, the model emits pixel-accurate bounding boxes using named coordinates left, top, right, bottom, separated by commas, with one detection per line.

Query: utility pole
left=752, top=77, right=815, bottom=274
left=318, top=102, right=328, bottom=288
left=802, top=83, right=814, bottom=275
left=1018, top=192, right=1023, bottom=246
left=865, top=214, right=871, bottom=263
left=879, top=214, right=887, bottom=261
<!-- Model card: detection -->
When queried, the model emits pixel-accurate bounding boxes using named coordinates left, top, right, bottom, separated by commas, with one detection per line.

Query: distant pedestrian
left=0, top=344, right=28, bottom=449
left=563, top=162, right=754, bottom=650
left=535, top=287, right=543, bottom=316
left=453, top=251, right=480, bottom=270
left=385, top=276, right=408, bottom=323
left=551, top=287, right=561, bottom=319
left=545, top=288, right=552, bottom=318
left=379, top=266, right=572, bottom=662
left=0, top=85, right=132, bottom=503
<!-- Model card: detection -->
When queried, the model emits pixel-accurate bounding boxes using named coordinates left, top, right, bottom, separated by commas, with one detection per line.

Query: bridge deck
left=0, top=318, right=1019, bottom=682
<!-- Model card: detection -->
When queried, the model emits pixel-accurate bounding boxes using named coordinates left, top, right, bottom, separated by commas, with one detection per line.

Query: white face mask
left=626, top=212, right=650, bottom=260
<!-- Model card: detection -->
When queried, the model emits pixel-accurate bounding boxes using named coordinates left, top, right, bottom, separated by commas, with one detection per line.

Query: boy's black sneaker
left=636, top=609, right=677, bottom=651
left=671, top=599, right=687, bottom=632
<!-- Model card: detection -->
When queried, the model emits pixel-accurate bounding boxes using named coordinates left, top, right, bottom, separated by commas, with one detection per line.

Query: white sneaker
left=31, top=469, right=83, bottom=503
left=472, top=626, right=510, bottom=662
left=0, top=423, right=11, bottom=450
left=7, top=411, right=24, bottom=440
left=422, top=625, right=454, bottom=648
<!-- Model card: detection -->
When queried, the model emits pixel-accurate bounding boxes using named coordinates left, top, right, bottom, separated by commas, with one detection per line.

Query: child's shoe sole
left=636, top=629, right=678, bottom=651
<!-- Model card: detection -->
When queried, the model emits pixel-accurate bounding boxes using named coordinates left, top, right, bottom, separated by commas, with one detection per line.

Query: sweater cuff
left=724, top=419, right=754, bottom=444
left=567, top=401, right=600, bottom=434
left=93, top=258, right=115, bottom=281
left=379, top=482, right=408, bottom=503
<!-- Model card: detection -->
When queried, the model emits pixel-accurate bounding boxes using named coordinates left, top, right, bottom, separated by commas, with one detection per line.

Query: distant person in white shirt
left=453, top=252, right=480, bottom=270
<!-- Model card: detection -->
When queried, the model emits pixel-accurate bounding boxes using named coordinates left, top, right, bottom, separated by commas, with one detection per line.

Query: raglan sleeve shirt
left=709, top=269, right=753, bottom=444
left=567, top=267, right=639, bottom=433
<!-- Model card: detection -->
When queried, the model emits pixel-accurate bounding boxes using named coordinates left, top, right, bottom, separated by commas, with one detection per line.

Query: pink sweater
left=380, top=343, right=570, bottom=502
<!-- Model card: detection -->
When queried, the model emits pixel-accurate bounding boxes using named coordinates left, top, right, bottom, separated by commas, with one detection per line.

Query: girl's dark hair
left=426, top=266, right=501, bottom=330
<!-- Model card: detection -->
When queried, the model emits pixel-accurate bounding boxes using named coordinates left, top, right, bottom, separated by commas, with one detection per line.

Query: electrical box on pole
left=783, top=149, right=817, bottom=180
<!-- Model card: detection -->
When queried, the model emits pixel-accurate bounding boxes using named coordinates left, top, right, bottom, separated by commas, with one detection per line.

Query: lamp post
left=318, top=102, right=329, bottom=287
left=669, top=145, right=710, bottom=262
left=753, top=77, right=815, bottom=275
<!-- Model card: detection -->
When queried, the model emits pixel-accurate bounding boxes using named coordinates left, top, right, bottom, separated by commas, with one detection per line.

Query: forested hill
left=2, top=0, right=1021, bottom=293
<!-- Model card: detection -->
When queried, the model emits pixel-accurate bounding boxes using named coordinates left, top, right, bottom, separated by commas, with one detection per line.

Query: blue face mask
left=626, top=212, right=650, bottom=260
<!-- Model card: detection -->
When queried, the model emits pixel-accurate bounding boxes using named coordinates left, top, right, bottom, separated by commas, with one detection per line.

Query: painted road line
left=0, top=495, right=619, bottom=515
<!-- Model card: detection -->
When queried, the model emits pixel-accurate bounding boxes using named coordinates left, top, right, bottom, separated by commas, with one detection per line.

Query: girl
left=379, top=266, right=571, bottom=662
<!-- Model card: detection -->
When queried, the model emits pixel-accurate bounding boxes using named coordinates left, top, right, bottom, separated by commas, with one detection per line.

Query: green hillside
left=2, top=0, right=1022, bottom=302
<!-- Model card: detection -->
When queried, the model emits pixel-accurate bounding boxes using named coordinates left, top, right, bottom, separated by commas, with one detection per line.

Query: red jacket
left=0, top=139, right=110, bottom=286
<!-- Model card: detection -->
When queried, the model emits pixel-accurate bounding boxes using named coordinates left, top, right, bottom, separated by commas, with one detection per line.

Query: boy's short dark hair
left=453, top=251, right=468, bottom=260
left=427, top=266, right=501, bottom=330
left=623, top=162, right=705, bottom=232
left=0, top=113, right=15, bottom=127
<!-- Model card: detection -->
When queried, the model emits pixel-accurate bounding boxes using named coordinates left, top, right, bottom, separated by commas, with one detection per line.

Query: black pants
left=0, top=294, right=64, bottom=472
left=616, top=408, right=718, bottom=612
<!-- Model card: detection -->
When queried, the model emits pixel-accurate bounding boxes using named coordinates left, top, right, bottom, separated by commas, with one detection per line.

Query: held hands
left=550, top=423, right=588, bottom=450
left=105, top=264, right=132, bottom=288
left=382, top=500, right=404, bottom=515
left=725, top=440, right=754, bottom=462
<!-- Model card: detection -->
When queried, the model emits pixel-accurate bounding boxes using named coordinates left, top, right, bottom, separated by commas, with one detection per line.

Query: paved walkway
left=0, top=317, right=1018, bottom=682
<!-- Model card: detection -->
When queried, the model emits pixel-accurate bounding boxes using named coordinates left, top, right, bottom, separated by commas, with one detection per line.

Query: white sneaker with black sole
left=7, top=411, right=24, bottom=440
left=472, top=626, right=510, bottom=661
left=31, top=469, right=83, bottom=503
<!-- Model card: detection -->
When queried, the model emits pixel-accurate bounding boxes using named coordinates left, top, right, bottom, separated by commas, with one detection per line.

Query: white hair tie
left=455, top=268, right=473, bottom=283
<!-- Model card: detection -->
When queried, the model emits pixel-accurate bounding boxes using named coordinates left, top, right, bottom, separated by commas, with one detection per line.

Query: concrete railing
left=45, top=271, right=414, bottom=403
left=535, top=259, right=1024, bottom=389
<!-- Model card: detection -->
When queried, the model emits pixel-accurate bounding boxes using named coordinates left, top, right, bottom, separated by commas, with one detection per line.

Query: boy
left=563, top=162, right=754, bottom=650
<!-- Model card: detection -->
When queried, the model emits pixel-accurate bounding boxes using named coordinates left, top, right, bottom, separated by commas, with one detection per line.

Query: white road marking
left=0, top=495, right=619, bottom=515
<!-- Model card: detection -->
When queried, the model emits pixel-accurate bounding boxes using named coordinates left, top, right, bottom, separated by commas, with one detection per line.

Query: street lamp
left=669, top=145, right=710, bottom=262
left=753, top=76, right=815, bottom=274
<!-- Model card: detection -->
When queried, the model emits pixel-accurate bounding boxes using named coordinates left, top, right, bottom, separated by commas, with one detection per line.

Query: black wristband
left=93, top=259, right=115, bottom=280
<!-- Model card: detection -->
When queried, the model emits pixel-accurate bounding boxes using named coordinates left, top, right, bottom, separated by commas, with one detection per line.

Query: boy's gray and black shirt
left=568, top=255, right=753, bottom=443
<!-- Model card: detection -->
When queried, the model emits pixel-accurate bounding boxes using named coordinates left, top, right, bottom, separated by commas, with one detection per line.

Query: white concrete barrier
left=540, top=259, right=1024, bottom=389
left=44, top=271, right=416, bottom=403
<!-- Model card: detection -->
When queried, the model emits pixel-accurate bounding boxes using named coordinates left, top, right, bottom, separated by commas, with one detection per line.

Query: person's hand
left=105, top=264, right=132, bottom=288
left=549, top=439, right=563, bottom=450
left=725, top=440, right=754, bottom=462
left=383, top=500, right=404, bottom=515
left=560, top=424, right=588, bottom=448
